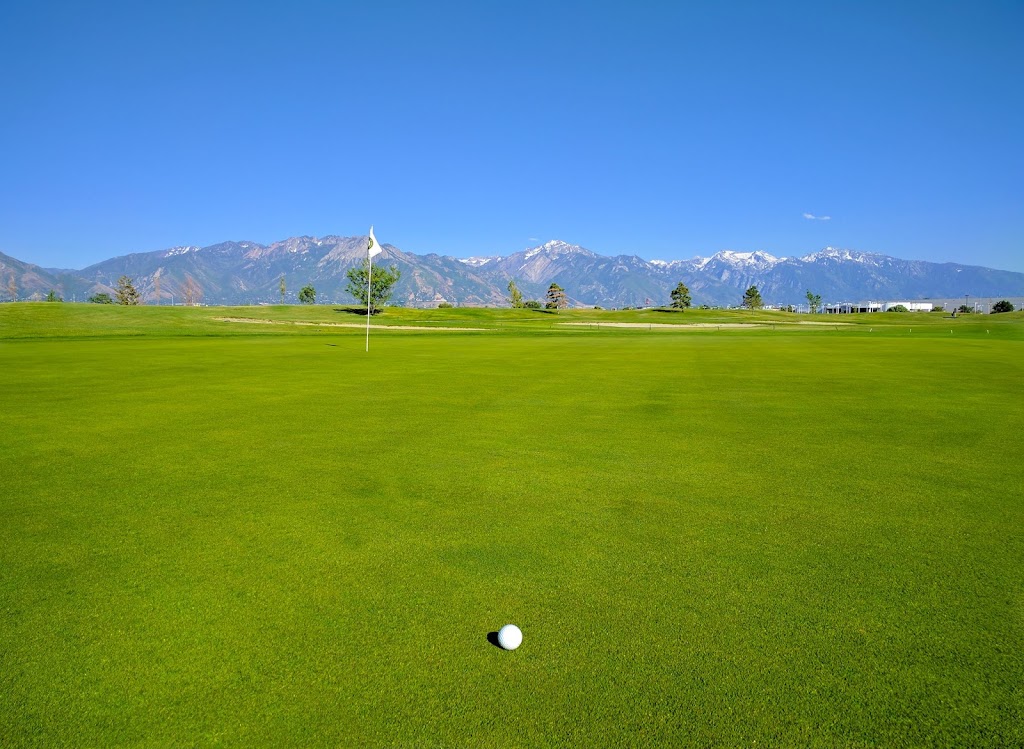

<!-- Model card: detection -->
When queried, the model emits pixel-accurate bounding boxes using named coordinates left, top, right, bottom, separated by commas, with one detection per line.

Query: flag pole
left=365, top=225, right=383, bottom=352
left=366, top=250, right=372, bottom=352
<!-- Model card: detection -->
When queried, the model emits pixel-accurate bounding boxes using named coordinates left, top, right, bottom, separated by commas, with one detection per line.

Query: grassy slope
left=2, top=301, right=1023, bottom=340
left=1, top=305, right=1022, bottom=746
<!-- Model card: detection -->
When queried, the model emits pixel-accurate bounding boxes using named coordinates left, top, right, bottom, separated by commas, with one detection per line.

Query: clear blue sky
left=1, top=0, right=1021, bottom=271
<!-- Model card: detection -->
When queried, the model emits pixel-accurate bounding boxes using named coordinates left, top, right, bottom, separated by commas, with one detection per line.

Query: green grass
left=1, top=304, right=1022, bottom=746
left=3, top=299, right=1024, bottom=340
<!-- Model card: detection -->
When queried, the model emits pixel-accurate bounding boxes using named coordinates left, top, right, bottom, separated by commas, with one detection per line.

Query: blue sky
left=1, top=0, right=1021, bottom=271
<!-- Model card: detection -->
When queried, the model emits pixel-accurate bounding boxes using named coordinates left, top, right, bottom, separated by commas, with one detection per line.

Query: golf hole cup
left=497, top=624, right=523, bottom=650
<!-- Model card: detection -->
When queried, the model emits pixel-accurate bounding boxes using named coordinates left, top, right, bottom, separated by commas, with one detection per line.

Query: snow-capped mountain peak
left=459, top=256, right=499, bottom=267
left=800, top=247, right=883, bottom=265
left=697, top=250, right=785, bottom=270
left=523, top=239, right=595, bottom=258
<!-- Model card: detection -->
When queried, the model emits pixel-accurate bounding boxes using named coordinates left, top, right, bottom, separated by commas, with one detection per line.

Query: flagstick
left=366, top=253, right=372, bottom=352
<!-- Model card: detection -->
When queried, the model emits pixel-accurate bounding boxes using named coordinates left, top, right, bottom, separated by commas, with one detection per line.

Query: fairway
left=2, top=306, right=1022, bottom=746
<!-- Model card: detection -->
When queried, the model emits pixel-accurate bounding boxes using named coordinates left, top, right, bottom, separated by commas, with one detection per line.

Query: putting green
left=1, top=304, right=1022, bottom=746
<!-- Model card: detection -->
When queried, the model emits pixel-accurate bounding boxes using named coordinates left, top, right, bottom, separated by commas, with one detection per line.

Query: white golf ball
left=497, top=624, right=523, bottom=650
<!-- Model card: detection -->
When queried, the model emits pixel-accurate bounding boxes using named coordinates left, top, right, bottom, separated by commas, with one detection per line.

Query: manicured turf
left=1, top=304, right=1022, bottom=746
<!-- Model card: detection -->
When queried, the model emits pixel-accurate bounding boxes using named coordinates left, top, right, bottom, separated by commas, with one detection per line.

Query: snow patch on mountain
left=164, top=246, right=200, bottom=257
left=800, top=247, right=883, bottom=265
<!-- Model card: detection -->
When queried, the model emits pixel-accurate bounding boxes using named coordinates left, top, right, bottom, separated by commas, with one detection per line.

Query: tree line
left=9, top=268, right=1017, bottom=314
left=30, top=259, right=405, bottom=312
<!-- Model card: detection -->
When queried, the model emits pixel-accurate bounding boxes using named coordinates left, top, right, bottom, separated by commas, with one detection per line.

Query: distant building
left=823, top=300, right=934, bottom=314
left=823, top=302, right=883, bottom=314
left=886, top=301, right=934, bottom=312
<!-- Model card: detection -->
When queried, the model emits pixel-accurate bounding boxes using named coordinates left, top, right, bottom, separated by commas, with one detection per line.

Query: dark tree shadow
left=486, top=631, right=503, bottom=649
left=333, top=307, right=371, bottom=316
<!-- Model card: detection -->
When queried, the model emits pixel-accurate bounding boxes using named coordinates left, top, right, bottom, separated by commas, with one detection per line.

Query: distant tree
left=669, top=282, right=692, bottom=310
left=345, top=259, right=401, bottom=314
left=741, top=285, right=763, bottom=309
left=545, top=283, right=567, bottom=310
left=279, top=276, right=287, bottom=304
left=298, top=285, right=317, bottom=304
left=956, top=304, right=973, bottom=314
left=115, top=276, right=141, bottom=305
left=992, top=300, right=1014, bottom=314
left=887, top=304, right=909, bottom=312
left=507, top=280, right=524, bottom=308
left=153, top=274, right=161, bottom=304
left=45, top=289, right=63, bottom=302
left=182, top=275, right=202, bottom=306
left=438, top=301, right=454, bottom=309
left=88, top=292, right=113, bottom=304
left=805, top=290, right=822, bottom=314
left=932, top=305, right=944, bottom=312
left=524, top=300, right=542, bottom=309
left=7, top=273, right=16, bottom=301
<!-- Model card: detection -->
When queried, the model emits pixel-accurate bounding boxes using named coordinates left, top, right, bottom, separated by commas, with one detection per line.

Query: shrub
left=992, top=300, right=1014, bottom=314
left=438, top=302, right=453, bottom=309
left=524, top=300, right=541, bottom=309
left=887, top=304, right=909, bottom=313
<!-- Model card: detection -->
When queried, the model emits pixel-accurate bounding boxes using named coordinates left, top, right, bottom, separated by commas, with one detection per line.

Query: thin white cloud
left=803, top=213, right=831, bottom=221
left=528, top=237, right=540, bottom=241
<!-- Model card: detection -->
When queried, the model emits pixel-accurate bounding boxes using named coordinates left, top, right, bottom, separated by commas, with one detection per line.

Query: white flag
left=367, top=226, right=383, bottom=258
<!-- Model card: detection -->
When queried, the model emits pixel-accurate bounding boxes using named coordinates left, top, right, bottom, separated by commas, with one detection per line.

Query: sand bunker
left=215, top=317, right=486, bottom=331
left=558, top=320, right=852, bottom=329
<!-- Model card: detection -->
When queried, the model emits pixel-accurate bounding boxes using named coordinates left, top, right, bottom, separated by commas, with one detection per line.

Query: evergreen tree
left=670, top=282, right=691, bottom=310
left=545, top=283, right=567, bottom=310
left=742, top=285, right=763, bottom=309
left=115, top=276, right=141, bottom=305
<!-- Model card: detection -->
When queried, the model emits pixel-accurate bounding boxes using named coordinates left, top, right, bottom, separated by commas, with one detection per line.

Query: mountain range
left=2, top=237, right=1023, bottom=308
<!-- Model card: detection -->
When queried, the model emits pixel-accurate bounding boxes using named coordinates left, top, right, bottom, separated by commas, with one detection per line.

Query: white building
left=883, top=301, right=934, bottom=312
left=823, top=300, right=935, bottom=314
